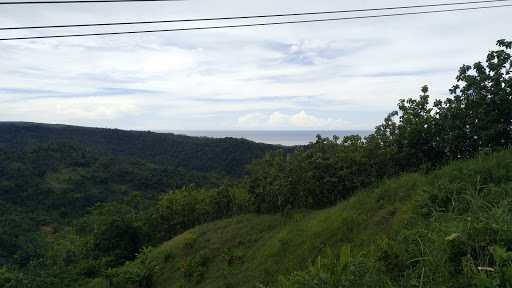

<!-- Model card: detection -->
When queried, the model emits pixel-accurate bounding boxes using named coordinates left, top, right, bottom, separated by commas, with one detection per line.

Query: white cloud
left=0, top=0, right=510, bottom=130
left=269, top=112, right=288, bottom=126
left=289, top=111, right=322, bottom=127
left=237, top=113, right=268, bottom=128
left=237, top=111, right=351, bottom=130
left=0, top=97, right=142, bottom=123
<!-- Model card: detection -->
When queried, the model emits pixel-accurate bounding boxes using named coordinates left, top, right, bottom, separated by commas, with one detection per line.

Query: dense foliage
left=0, top=142, right=222, bottom=268
left=246, top=135, right=382, bottom=212
left=0, top=122, right=279, bottom=177
left=0, top=125, right=276, bottom=285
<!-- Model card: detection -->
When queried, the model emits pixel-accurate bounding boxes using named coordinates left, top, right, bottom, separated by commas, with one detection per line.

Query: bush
left=104, top=247, right=160, bottom=288
left=271, top=246, right=391, bottom=288
left=246, top=136, right=387, bottom=213
left=157, top=185, right=252, bottom=240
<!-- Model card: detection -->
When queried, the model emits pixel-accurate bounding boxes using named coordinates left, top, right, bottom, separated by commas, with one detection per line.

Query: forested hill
left=0, top=122, right=280, bottom=269
left=0, top=122, right=278, bottom=177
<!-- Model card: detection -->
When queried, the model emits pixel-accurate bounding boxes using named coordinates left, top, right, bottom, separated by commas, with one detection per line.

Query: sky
left=0, top=0, right=511, bottom=131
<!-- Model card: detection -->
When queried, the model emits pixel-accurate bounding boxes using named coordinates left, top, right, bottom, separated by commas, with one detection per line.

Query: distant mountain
left=0, top=122, right=279, bottom=177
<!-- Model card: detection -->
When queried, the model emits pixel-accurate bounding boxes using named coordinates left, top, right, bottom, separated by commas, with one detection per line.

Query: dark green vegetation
left=0, top=124, right=277, bottom=285
left=0, top=122, right=278, bottom=177
left=90, top=150, right=512, bottom=288
left=1, top=39, right=511, bottom=287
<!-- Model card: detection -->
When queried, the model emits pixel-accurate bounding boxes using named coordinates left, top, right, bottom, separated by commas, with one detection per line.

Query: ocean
left=169, top=130, right=371, bottom=146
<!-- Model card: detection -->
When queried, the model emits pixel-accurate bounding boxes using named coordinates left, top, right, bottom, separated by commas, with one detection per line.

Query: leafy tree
left=246, top=136, right=377, bottom=213
left=156, top=185, right=250, bottom=240
left=435, top=39, right=512, bottom=160
left=246, top=150, right=294, bottom=212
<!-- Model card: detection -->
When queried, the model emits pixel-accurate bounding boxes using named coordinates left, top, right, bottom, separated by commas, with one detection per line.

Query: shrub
left=104, top=247, right=160, bottom=288
left=271, top=246, right=391, bottom=288
left=157, top=185, right=251, bottom=240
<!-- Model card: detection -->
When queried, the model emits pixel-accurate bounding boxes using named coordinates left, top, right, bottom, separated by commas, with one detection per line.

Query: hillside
left=93, top=150, right=512, bottom=288
left=0, top=122, right=279, bottom=269
left=0, top=122, right=279, bottom=177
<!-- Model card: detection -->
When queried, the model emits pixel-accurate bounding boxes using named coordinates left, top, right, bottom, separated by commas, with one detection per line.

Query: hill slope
left=95, top=150, right=512, bottom=288
left=0, top=122, right=279, bottom=268
left=0, top=122, right=278, bottom=177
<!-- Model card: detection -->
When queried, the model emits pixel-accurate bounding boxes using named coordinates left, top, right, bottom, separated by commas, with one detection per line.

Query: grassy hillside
left=95, top=150, right=512, bottom=288
left=0, top=122, right=279, bottom=177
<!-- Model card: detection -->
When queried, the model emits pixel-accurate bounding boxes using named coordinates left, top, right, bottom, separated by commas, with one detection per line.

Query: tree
left=246, top=150, right=293, bottom=212
left=396, top=85, right=443, bottom=169
left=435, top=39, right=512, bottom=159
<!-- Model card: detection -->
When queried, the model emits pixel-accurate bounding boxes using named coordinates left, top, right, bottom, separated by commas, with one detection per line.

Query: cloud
left=269, top=112, right=288, bottom=126
left=0, top=87, right=159, bottom=104
left=0, top=88, right=58, bottom=95
left=279, top=39, right=372, bottom=66
left=237, top=113, right=268, bottom=128
left=289, top=111, right=322, bottom=127
left=0, top=0, right=510, bottom=130
left=93, top=87, right=160, bottom=96
left=360, top=68, right=454, bottom=78
left=237, top=111, right=351, bottom=130
left=0, top=97, right=143, bottom=122
left=190, top=95, right=320, bottom=104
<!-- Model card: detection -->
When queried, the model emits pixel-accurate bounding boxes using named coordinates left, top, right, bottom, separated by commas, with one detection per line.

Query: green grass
left=150, top=176, right=423, bottom=288
left=93, top=150, right=512, bottom=288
